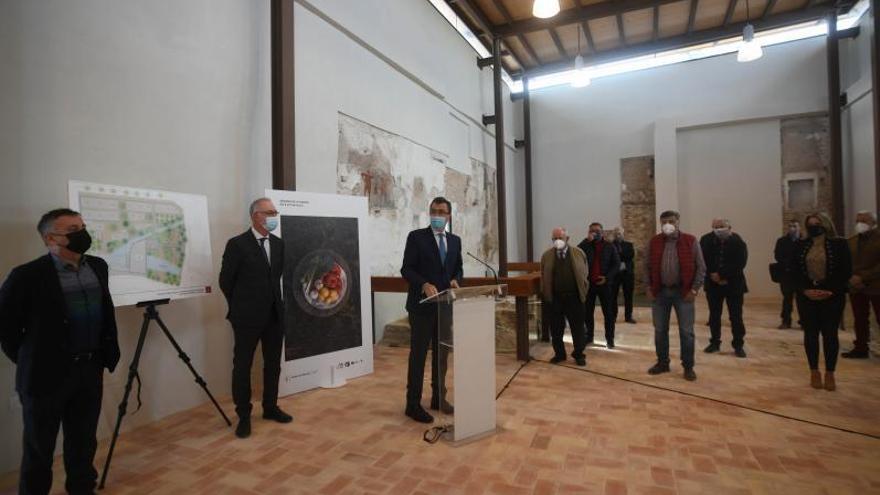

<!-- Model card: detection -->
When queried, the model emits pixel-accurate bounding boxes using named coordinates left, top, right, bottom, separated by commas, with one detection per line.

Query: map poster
left=265, top=189, right=373, bottom=396
left=68, top=181, right=214, bottom=307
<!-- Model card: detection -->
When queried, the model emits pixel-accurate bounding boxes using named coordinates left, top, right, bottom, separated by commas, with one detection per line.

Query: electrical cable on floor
left=496, top=360, right=530, bottom=400
left=530, top=357, right=880, bottom=441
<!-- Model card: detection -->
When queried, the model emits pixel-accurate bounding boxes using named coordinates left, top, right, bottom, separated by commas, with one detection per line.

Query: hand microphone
left=467, top=252, right=501, bottom=295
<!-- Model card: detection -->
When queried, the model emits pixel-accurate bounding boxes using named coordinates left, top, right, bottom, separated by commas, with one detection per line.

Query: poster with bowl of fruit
left=292, top=249, right=351, bottom=317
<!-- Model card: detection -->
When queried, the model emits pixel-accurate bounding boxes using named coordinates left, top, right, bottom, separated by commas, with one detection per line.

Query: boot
left=824, top=371, right=836, bottom=391
left=810, top=370, right=823, bottom=389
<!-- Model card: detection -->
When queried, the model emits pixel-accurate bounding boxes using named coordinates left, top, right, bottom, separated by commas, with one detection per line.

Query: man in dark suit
left=774, top=219, right=801, bottom=329
left=219, top=197, right=292, bottom=438
left=0, top=208, right=121, bottom=495
left=700, top=218, right=749, bottom=357
left=578, top=222, right=620, bottom=348
left=400, top=196, right=463, bottom=424
left=610, top=227, right=637, bottom=324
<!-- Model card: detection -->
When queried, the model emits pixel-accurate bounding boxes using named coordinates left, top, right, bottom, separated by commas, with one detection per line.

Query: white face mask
left=855, top=222, right=872, bottom=234
left=553, top=239, right=566, bottom=250
left=661, top=223, right=676, bottom=235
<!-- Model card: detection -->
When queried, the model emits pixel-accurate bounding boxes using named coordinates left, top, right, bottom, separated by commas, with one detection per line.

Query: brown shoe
left=810, top=370, right=823, bottom=389
left=824, top=371, right=836, bottom=391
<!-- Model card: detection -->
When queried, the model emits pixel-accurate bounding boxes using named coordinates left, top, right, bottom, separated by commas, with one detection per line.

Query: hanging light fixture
left=532, top=0, right=560, bottom=19
left=571, top=25, right=591, bottom=88
left=737, top=0, right=763, bottom=62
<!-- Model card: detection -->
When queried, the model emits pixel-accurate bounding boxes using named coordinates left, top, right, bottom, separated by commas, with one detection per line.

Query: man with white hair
left=700, top=218, right=749, bottom=357
left=541, top=227, right=589, bottom=366
left=842, top=211, right=880, bottom=359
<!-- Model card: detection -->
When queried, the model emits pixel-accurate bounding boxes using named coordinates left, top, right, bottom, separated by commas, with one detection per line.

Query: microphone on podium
left=467, top=252, right=502, bottom=296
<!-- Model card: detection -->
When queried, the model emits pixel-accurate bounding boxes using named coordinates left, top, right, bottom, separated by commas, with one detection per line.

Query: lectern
left=421, top=284, right=506, bottom=443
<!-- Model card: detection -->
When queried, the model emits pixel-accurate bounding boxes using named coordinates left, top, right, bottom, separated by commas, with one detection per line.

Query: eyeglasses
left=256, top=210, right=279, bottom=216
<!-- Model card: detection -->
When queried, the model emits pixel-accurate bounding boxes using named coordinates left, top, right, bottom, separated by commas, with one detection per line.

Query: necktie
left=438, top=234, right=447, bottom=265
left=258, top=237, right=270, bottom=266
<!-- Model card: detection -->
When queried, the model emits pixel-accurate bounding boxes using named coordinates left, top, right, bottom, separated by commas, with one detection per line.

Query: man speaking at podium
left=400, top=197, right=463, bottom=423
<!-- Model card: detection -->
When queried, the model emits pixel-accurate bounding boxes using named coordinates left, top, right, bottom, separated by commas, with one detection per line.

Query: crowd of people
left=541, top=209, right=879, bottom=389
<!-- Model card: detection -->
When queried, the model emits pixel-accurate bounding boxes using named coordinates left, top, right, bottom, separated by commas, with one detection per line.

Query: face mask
left=64, top=229, right=92, bottom=255
left=788, top=227, right=799, bottom=237
left=553, top=239, right=566, bottom=250
left=263, top=216, right=279, bottom=232
left=591, top=232, right=602, bottom=241
left=661, top=223, right=676, bottom=235
left=430, top=216, right=447, bottom=231
left=714, top=228, right=731, bottom=239
left=855, top=222, right=871, bottom=234
left=806, top=225, right=825, bottom=238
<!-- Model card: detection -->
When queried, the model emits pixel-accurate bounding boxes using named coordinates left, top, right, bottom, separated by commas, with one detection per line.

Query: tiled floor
left=2, top=298, right=879, bottom=494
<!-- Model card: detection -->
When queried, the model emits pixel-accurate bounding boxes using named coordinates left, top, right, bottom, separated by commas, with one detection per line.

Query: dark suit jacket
left=219, top=230, right=284, bottom=328
left=0, top=254, right=120, bottom=394
left=791, top=236, right=852, bottom=296
left=400, top=227, right=463, bottom=314
left=614, top=240, right=635, bottom=274
left=577, top=238, right=620, bottom=283
left=774, top=235, right=800, bottom=282
left=700, top=232, right=749, bottom=293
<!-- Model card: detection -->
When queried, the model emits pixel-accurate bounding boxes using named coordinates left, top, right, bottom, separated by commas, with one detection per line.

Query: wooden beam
left=762, top=0, right=778, bottom=18
left=687, top=0, right=699, bottom=33
left=490, top=0, right=542, bottom=65
left=271, top=0, right=295, bottom=190
left=446, top=0, right=519, bottom=73
left=524, top=5, right=834, bottom=77
left=549, top=28, right=567, bottom=58
left=723, top=0, right=738, bottom=25
left=493, top=37, right=509, bottom=278
left=653, top=5, right=660, bottom=40
left=617, top=13, right=627, bottom=45
left=496, top=0, right=683, bottom=36
left=874, top=0, right=880, bottom=212
left=523, top=76, right=534, bottom=262
left=827, top=11, right=845, bottom=230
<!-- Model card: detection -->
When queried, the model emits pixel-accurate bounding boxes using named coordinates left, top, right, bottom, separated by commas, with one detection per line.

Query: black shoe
left=684, top=368, right=697, bottom=381
left=734, top=348, right=747, bottom=358
left=429, top=398, right=454, bottom=414
left=575, top=356, right=586, bottom=366
left=606, top=341, right=615, bottom=349
left=405, top=405, right=434, bottom=423
left=778, top=322, right=792, bottom=330
left=263, top=406, right=293, bottom=423
left=842, top=349, right=869, bottom=359
left=648, top=362, right=670, bottom=375
left=703, top=343, right=720, bottom=353
left=625, top=318, right=637, bottom=324
left=549, top=355, right=566, bottom=364
left=235, top=417, right=251, bottom=438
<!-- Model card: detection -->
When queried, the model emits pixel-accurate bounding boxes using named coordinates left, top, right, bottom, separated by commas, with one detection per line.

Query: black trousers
left=796, top=293, right=845, bottom=371
left=612, top=270, right=635, bottom=321
left=406, top=309, right=450, bottom=407
left=232, top=315, right=283, bottom=418
left=780, top=280, right=796, bottom=325
left=19, top=359, right=103, bottom=495
left=706, top=286, right=746, bottom=349
left=548, top=292, right=586, bottom=359
left=585, top=284, right=616, bottom=343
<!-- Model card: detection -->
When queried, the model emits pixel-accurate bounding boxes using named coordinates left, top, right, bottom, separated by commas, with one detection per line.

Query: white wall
left=0, top=0, right=271, bottom=474
left=677, top=120, right=783, bottom=295
left=531, top=37, right=831, bottom=296
left=293, top=0, right=524, bottom=339
left=841, top=8, right=876, bottom=231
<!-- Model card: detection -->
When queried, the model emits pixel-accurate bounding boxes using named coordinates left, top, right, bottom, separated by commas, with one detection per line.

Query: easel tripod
left=99, top=298, right=231, bottom=489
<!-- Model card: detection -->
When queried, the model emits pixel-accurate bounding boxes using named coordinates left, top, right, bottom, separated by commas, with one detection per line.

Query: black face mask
left=806, top=225, right=825, bottom=238
left=64, top=229, right=92, bottom=254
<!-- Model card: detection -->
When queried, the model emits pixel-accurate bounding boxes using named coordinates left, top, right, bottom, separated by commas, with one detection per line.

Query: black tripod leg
left=153, top=313, right=232, bottom=426
left=99, top=310, right=152, bottom=489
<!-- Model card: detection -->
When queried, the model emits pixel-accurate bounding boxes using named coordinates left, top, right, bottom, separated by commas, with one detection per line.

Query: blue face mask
left=430, top=216, right=447, bottom=231
left=592, top=232, right=602, bottom=241
left=263, top=216, right=279, bottom=232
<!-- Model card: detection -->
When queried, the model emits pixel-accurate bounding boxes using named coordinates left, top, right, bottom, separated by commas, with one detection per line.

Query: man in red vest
left=645, top=210, right=706, bottom=381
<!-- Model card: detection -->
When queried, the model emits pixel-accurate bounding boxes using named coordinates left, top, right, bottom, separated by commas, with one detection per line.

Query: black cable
left=496, top=360, right=529, bottom=400
left=531, top=358, right=880, bottom=441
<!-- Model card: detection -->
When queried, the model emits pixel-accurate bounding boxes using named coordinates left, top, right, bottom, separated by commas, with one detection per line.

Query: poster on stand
left=266, top=190, right=373, bottom=395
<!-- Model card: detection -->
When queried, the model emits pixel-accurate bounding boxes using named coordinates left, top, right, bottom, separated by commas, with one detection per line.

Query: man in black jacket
left=578, top=222, right=620, bottom=348
left=219, top=198, right=292, bottom=439
left=700, top=218, right=749, bottom=357
left=400, top=197, right=463, bottom=423
left=610, top=227, right=637, bottom=324
left=774, top=219, right=801, bottom=329
left=0, top=208, right=121, bottom=495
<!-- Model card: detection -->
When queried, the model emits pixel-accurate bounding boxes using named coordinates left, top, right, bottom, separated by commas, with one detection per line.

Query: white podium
left=421, top=284, right=506, bottom=443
